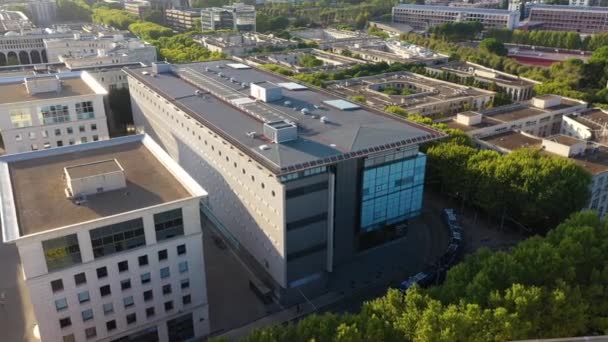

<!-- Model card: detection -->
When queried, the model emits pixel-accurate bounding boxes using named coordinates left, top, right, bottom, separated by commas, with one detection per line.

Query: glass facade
left=360, top=152, right=426, bottom=232
left=90, top=219, right=146, bottom=258
left=39, top=104, right=70, bottom=125
left=75, top=101, right=95, bottom=120
left=167, top=313, right=194, bottom=342
left=154, top=209, right=184, bottom=241
left=42, top=234, right=82, bottom=271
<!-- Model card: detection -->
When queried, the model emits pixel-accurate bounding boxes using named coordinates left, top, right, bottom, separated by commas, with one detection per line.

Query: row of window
left=59, top=294, right=191, bottom=339
left=50, top=243, right=188, bottom=294
left=14, top=123, right=98, bottom=141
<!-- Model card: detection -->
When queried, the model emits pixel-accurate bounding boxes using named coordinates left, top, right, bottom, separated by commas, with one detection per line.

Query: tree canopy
left=479, top=38, right=508, bottom=57
left=242, top=211, right=608, bottom=341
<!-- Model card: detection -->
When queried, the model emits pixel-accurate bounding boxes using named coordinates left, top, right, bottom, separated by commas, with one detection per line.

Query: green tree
left=479, top=38, right=508, bottom=56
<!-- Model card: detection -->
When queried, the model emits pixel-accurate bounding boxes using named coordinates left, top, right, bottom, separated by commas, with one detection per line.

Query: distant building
left=198, top=32, right=294, bottom=55
left=245, top=48, right=364, bottom=73
left=44, top=34, right=157, bottom=67
left=330, top=40, right=449, bottom=66
left=442, top=95, right=587, bottom=139
left=528, top=5, right=608, bottom=33
left=0, top=71, right=110, bottom=154
left=0, top=134, right=210, bottom=342
left=0, top=10, right=33, bottom=33
left=392, top=4, right=520, bottom=30
left=425, top=61, right=540, bottom=101
left=124, top=0, right=151, bottom=19
left=200, top=3, right=256, bottom=32
left=289, top=28, right=379, bottom=49
left=165, top=7, right=200, bottom=32
left=569, top=0, right=604, bottom=6
left=26, top=0, right=57, bottom=26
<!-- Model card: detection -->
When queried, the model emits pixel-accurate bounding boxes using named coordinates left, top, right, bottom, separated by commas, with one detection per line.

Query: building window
left=164, top=301, right=173, bottom=312
left=55, top=298, right=68, bottom=311
left=51, top=279, right=64, bottom=293
left=78, top=291, right=90, bottom=304
left=182, top=294, right=191, bottom=305
left=106, top=320, right=116, bottom=331
left=179, top=261, right=188, bottom=273
left=59, top=317, right=71, bottom=328
left=42, top=234, right=82, bottom=272
left=144, top=289, right=153, bottom=302
left=74, top=272, right=86, bottom=286
left=85, top=327, right=96, bottom=339
left=79, top=125, right=85, bottom=133
left=75, top=101, right=95, bottom=120
left=158, top=249, right=168, bottom=261
left=89, top=218, right=146, bottom=258
left=103, top=303, right=114, bottom=315
left=57, top=140, right=64, bottom=147
left=146, top=307, right=155, bottom=318
left=80, top=137, right=87, bottom=143
left=180, top=279, right=190, bottom=289
left=100, top=285, right=111, bottom=297
left=167, top=313, right=194, bottom=342
left=63, top=334, right=75, bottom=342
left=138, top=255, right=148, bottom=266
left=93, top=135, right=99, bottom=141
left=141, top=272, right=151, bottom=284
left=91, top=123, right=97, bottom=131
left=121, top=278, right=132, bottom=290
left=118, top=260, right=129, bottom=272
left=160, top=267, right=170, bottom=279
left=15, top=134, right=22, bottom=141
left=67, top=127, right=73, bottom=134
left=126, top=313, right=136, bottom=325
left=39, top=104, right=70, bottom=125
left=154, top=209, right=184, bottom=241
left=81, top=308, right=94, bottom=321
left=96, top=267, right=108, bottom=279
left=10, top=109, right=32, bottom=128
left=177, top=244, right=186, bottom=255
left=123, top=296, right=134, bottom=308
left=162, top=284, right=172, bottom=295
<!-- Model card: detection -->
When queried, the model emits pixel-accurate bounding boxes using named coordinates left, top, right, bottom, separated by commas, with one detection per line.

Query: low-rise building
left=0, top=10, right=33, bottom=33
left=198, top=32, right=295, bottom=56
left=0, top=133, right=210, bottom=342
left=165, top=7, right=200, bottom=32
left=528, top=4, right=608, bottom=33
left=244, top=48, right=364, bottom=73
left=0, top=70, right=110, bottom=154
left=289, top=28, right=380, bottom=49
left=392, top=4, right=520, bottom=30
left=442, top=95, right=587, bottom=139
left=330, top=40, right=449, bottom=66
left=44, top=34, right=157, bottom=67
left=425, top=61, right=540, bottom=101
left=200, top=3, right=256, bottom=32
left=326, top=71, right=496, bottom=117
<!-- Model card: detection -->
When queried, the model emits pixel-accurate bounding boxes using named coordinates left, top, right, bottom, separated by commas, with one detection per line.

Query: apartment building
left=200, top=3, right=256, bottom=32
left=392, top=4, right=520, bottom=30
left=425, top=61, right=539, bottom=101
left=0, top=134, right=209, bottom=342
left=529, top=5, right=608, bottom=33
left=44, top=34, right=157, bottom=67
left=165, top=7, right=200, bottom=32
left=124, top=0, right=151, bottom=19
left=443, top=95, right=587, bottom=139
left=0, top=71, right=110, bottom=154
left=126, top=61, right=443, bottom=302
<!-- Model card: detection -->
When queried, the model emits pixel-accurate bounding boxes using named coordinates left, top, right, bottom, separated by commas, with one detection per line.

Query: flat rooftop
left=572, top=147, right=608, bottom=175
left=569, top=109, right=608, bottom=131
left=545, top=134, right=582, bottom=147
left=0, top=76, right=95, bottom=103
left=428, top=61, right=536, bottom=87
left=8, top=140, right=191, bottom=236
left=394, top=4, right=517, bottom=14
left=125, top=61, right=442, bottom=174
left=480, top=131, right=541, bottom=151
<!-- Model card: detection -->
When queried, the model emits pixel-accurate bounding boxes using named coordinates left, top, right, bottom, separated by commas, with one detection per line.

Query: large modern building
left=245, top=48, right=364, bottom=73
left=0, top=70, right=110, bottom=154
left=528, top=5, right=608, bottom=33
left=329, top=40, right=449, bottom=66
left=425, top=61, right=540, bottom=101
left=198, top=32, right=295, bottom=56
left=44, top=34, right=157, bottom=67
left=200, top=3, right=256, bottom=32
left=165, top=7, right=200, bottom=32
left=392, top=4, right=520, bottom=30
left=126, top=61, right=444, bottom=302
left=325, top=71, right=496, bottom=117
left=289, top=28, right=380, bottom=49
left=0, top=134, right=210, bottom=342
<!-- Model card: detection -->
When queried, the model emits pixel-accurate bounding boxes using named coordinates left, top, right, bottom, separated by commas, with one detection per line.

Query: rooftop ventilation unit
left=251, top=82, right=283, bottom=103
left=152, top=62, right=171, bottom=74
left=263, top=120, right=298, bottom=143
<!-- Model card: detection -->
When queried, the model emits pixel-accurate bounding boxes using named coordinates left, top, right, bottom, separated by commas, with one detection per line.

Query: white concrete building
left=392, top=4, right=520, bottom=30
left=0, top=134, right=210, bottom=342
left=44, top=34, right=157, bottom=68
left=0, top=70, right=110, bottom=154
